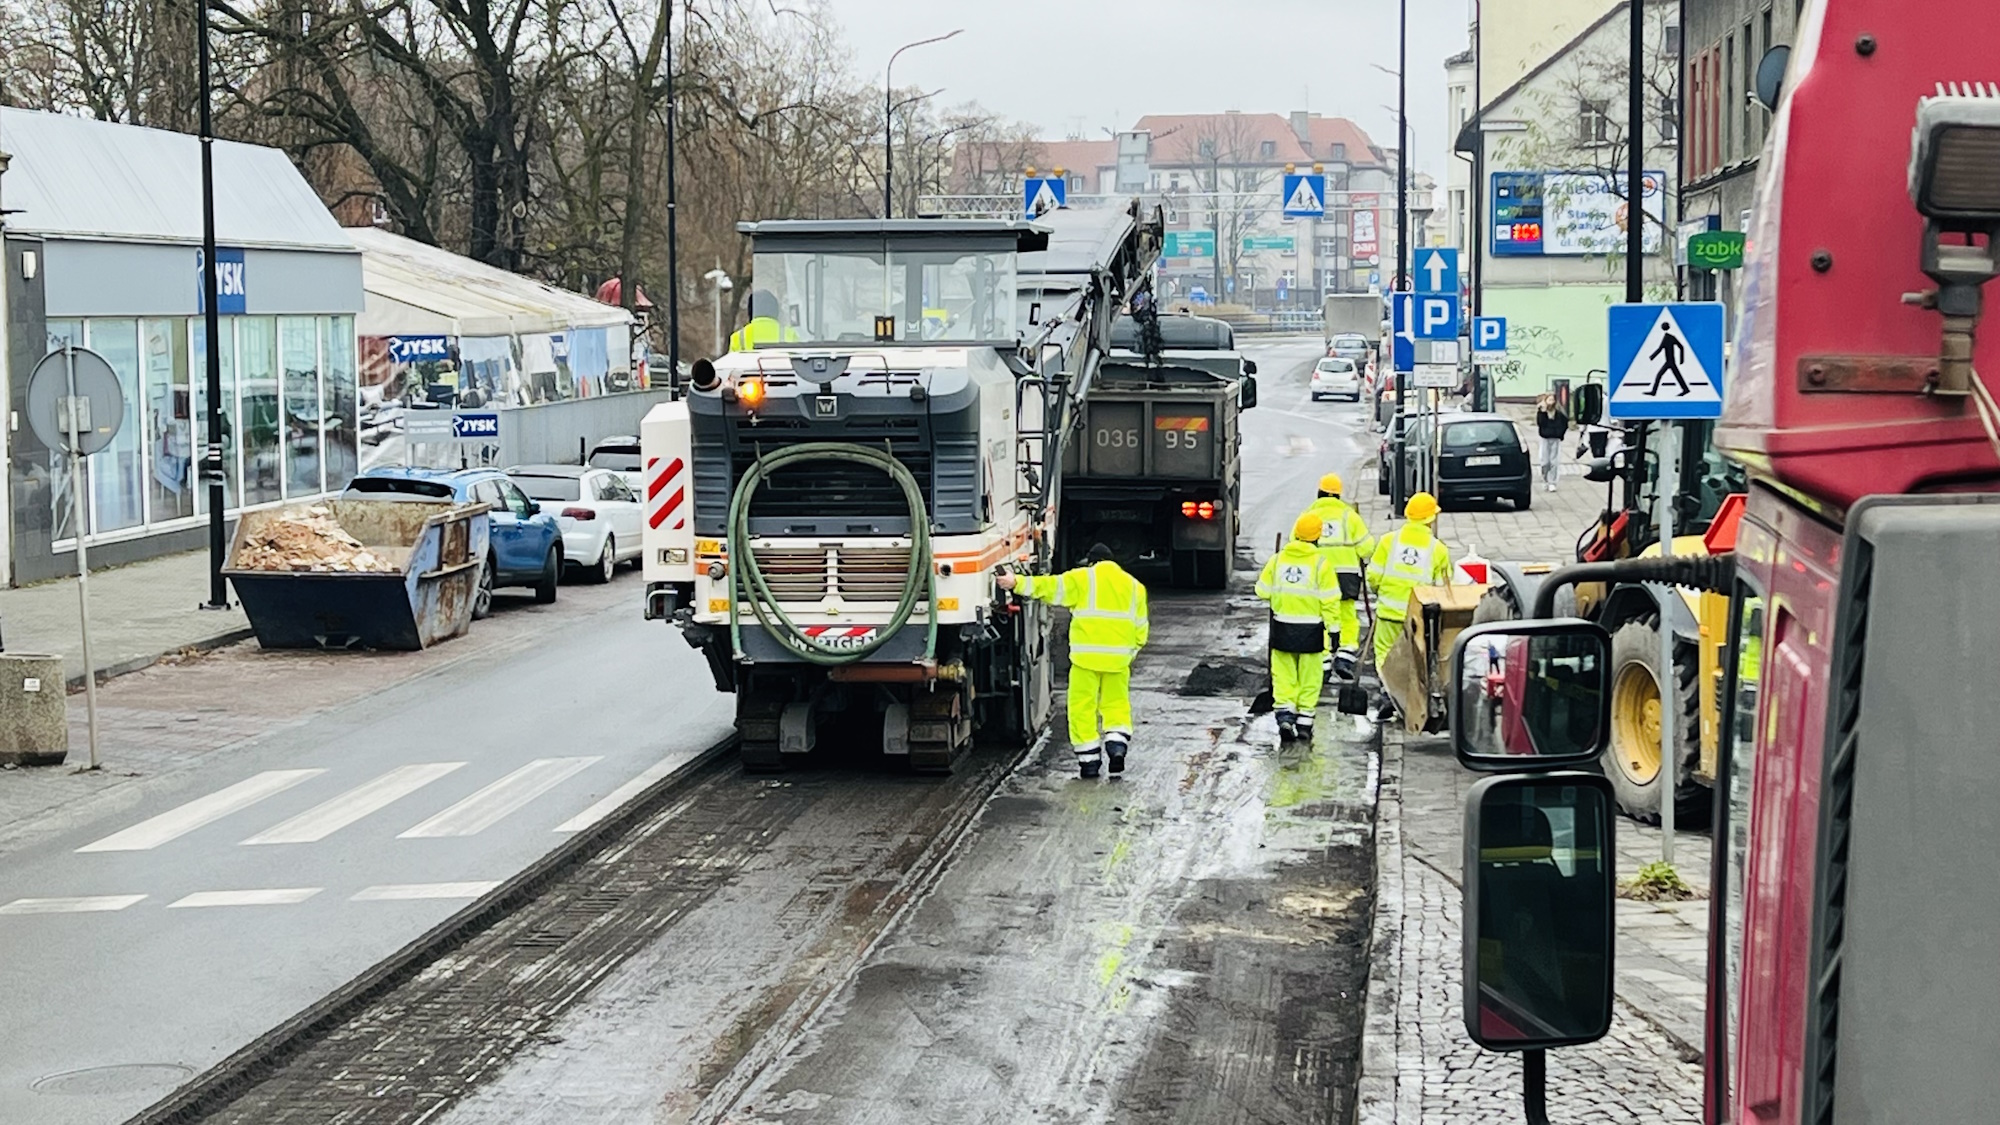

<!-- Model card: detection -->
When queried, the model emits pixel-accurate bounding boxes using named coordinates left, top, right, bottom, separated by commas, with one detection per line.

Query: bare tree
left=1173, top=114, right=1274, bottom=303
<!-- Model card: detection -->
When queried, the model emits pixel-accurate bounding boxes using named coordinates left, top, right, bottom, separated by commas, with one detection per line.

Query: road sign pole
left=1656, top=424, right=1678, bottom=864
left=63, top=345, right=101, bottom=771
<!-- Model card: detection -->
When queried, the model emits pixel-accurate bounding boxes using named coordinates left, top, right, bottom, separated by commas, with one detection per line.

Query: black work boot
left=1106, top=738, right=1128, bottom=775
left=1276, top=710, right=1297, bottom=741
left=1077, top=748, right=1103, bottom=779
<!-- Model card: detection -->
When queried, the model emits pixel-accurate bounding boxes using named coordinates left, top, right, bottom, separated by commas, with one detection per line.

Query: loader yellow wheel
left=1612, top=663, right=1664, bottom=786
left=1606, top=618, right=1706, bottom=826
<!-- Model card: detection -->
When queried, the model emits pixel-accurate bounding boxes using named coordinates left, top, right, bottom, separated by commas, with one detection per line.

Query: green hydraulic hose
left=726, top=442, right=937, bottom=667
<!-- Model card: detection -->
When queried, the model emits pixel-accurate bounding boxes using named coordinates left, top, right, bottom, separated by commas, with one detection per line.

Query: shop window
left=280, top=316, right=322, bottom=498
left=240, top=316, right=283, bottom=506
left=144, top=318, right=195, bottom=523
left=191, top=318, right=240, bottom=514
left=85, top=319, right=144, bottom=535
left=321, top=316, right=359, bottom=492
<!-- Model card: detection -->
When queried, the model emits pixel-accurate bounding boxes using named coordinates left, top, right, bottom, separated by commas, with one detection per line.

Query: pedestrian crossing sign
left=1024, top=176, right=1066, bottom=217
left=1282, top=173, right=1326, bottom=218
left=1607, top=302, right=1726, bottom=420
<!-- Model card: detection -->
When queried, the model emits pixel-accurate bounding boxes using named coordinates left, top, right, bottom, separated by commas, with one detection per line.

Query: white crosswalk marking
left=240, top=762, right=467, bottom=845
left=351, top=882, right=500, bottom=901
left=167, top=888, right=322, bottom=909
left=0, top=894, right=147, bottom=915
left=398, top=757, right=602, bottom=838
left=78, top=769, right=326, bottom=853
left=553, top=756, right=685, bottom=833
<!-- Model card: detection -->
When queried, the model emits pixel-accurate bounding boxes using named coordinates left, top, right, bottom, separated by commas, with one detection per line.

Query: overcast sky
left=822, top=0, right=1471, bottom=181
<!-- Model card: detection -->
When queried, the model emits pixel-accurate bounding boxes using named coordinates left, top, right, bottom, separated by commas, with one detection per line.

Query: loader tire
left=1607, top=618, right=1708, bottom=826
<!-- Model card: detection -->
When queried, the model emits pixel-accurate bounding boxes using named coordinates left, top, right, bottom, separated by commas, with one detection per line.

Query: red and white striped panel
left=801, top=626, right=876, bottom=639
left=647, top=455, right=687, bottom=531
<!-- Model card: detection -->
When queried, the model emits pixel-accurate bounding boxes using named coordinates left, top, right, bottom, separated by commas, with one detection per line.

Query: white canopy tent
left=349, top=227, right=633, bottom=338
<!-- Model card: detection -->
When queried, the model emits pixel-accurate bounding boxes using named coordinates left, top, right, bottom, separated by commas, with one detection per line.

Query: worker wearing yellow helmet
left=1256, top=512, right=1345, bottom=742
left=1300, top=472, right=1376, bottom=673
left=1368, top=491, right=1453, bottom=671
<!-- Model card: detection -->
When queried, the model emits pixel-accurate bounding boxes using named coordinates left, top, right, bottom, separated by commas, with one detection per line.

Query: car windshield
left=588, top=450, right=642, bottom=472
left=511, top=475, right=582, bottom=502
left=752, top=242, right=1018, bottom=344
left=344, top=477, right=454, bottom=500
left=1317, top=359, right=1355, bottom=372
left=1444, top=421, right=1520, bottom=449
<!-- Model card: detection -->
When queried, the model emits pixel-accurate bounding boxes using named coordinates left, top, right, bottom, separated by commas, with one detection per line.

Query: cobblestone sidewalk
left=0, top=548, right=250, bottom=686
left=1355, top=732, right=1709, bottom=1124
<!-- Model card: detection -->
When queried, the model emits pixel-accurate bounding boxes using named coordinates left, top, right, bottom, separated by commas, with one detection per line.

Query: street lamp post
left=1394, top=0, right=1410, bottom=510
left=883, top=29, right=962, bottom=220
left=704, top=267, right=734, bottom=356
left=196, top=0, right=228, bottom=610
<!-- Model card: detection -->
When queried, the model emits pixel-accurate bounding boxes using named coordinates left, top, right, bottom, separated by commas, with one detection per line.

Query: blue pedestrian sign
left=1472, top=317, right=1508, bottom=362
left=1607, top=303, right=1726, bottom=420
left=1282, top=173, right=1326, bottom=218
left=1414, top=294, right=1459, bottom=341
left=1414, top=248, right=1459, bottom=295
left=452, top=412, right=501, bottom=440
left=1392, top=293, right=1414, bottom=372
left=1024, top=176, right=1066, bottom=217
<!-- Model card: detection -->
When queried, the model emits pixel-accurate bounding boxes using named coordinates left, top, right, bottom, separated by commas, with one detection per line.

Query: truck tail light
left=1198, top=501, right=1215, bottom=520
left=1181, top=500, right=1217, bottom=520
left=562, top=507, right=596, bottom=520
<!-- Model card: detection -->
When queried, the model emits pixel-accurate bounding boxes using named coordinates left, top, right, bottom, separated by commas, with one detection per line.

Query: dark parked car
left=1380, top=411, right=1533, bottom=510
left=343, top=467, right=564, bottom=616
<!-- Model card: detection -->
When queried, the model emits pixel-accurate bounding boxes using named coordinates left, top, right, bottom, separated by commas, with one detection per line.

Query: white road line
left=240, top=762, right=467, bottom=845
left=553, top=756, right=684, bottom=833
left=351, top=881, right=500, bottom=902
left=77, top=769, right=326, bottom=853
left=1270, top=408, right=1364, bottom=428
left=166, top=888, right=322, bottom=909
left=0, top=894, right=148, bottom=915
left=398, top=757, right=602, bottom=838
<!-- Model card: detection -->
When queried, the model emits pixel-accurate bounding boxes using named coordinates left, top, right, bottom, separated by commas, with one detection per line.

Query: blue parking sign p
left=1415, top=295, right=1458, bottom=340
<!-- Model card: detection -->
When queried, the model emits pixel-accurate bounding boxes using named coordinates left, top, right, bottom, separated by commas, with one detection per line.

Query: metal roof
left=348, top=226, right=632, bottom=338
left=0, top=108, right=355, bottom=252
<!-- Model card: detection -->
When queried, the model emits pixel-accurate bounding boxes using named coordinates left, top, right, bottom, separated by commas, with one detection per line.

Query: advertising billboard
left=1351, top=209, right=1379, bottom=259
left=1491, top=170, right=1666, bottom=256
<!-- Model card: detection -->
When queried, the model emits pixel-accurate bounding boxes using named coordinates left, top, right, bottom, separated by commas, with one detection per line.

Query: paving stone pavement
left=0, top=548, right=251, bottom=686
left=1356, top=731, right=1710, bottom=1124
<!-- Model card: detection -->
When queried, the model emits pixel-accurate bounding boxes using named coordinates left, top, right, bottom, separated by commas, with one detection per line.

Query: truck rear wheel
left=1607, top=619, right=1708, bottom=826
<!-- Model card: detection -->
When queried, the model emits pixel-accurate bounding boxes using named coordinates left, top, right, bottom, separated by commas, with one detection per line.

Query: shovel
left=1249, top=529, right=1285, bottom=715
left=1336, top=562, right=1376, bottom=716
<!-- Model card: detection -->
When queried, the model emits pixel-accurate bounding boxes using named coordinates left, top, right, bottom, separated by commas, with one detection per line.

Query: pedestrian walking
left=1256, top=514, right=1344, bottom=742
left=1368, top=490, right=1453, bottom=671
left=1535, top=393, right=1568, bottom=492
left=1300, top=473, right=1375, bottom=677
left=998, top=544, right=1149, bottom=778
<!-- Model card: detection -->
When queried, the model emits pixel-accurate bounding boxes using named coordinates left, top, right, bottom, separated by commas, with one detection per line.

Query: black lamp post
left=883, top=30, right=962, bottom=220
left=197, top=0, right=228, bottom=609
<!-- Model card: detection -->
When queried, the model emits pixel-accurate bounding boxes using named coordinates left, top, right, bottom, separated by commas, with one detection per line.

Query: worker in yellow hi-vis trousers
left=1256, top=513, right=1344, bottom=742
left=1368, top=491, right=1453, bottom=669
left=997, top=544, right=1149, bottom=779
left=1300, top=472, right=1376, bottom=675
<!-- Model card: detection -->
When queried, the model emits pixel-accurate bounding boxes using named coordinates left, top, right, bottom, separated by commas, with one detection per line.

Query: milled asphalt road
left=0, top=579, right=733, bottom=1125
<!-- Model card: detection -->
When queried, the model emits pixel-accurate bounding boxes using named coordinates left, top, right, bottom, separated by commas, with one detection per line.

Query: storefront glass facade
left=41, top=314, right=356, bottom=545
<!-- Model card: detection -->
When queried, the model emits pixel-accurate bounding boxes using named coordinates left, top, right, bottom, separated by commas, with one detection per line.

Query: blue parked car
left=342, top=467, right=563, bottom=617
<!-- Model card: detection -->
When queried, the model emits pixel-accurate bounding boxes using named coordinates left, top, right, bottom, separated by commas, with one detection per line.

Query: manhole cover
left=1181, top=658, right=1264, bottom=697
left=32, top=1063, right=193, bottom=1096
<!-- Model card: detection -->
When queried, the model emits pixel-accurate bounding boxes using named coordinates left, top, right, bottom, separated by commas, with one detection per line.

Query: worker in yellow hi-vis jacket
left=1368, top=491, right=1453, bottom=668
left=1300, top=472, right=1376, bottom=675
left=1256, top=513, right=1345, bottom=742
left=997, top=544, right=1149, bottom=778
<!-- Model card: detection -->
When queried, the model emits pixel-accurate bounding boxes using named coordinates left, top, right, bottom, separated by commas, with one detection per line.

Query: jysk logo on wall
left=451, top=413, right=500, bottom=439
left=196, top=248, right=248, bottom=314
left=388, top=335, right=452, bottom=363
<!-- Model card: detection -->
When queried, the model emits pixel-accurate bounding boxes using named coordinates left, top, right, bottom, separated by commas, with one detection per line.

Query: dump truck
left=1321, top=292, right=1382, bottom=349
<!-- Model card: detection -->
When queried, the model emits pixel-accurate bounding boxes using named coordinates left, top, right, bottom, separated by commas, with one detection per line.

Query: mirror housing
left=1240, top=376, right=1259, bottom=410
left=1449, top=620, right=1612, bottom=772
left=1242, top=359, right=1259, bottom=376
left=1572, top=383, right=1605, bottom=427
left=689, top=358, right=720, bottom=392
left=1583, top=457, right=1618, bottom=483
left=1462, top=772, right=1616, bottom=1051
left=526, top=501, right=542, bottom=517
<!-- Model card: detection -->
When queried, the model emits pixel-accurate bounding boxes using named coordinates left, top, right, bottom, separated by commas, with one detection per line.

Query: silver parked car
left=505, top=465, right=644, bottom=583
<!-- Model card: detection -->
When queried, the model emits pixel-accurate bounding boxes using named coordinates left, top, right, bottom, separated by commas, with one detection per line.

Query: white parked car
left=505, top=465, right=644, bottom=583
left=1311, top=357, right=1363, bottom=402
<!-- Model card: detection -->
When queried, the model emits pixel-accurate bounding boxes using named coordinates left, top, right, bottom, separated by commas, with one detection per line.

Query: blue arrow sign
left=1281, top=173, right=1325, bottom=218
left=1392, top=293, right=1414, bottom=372
left=1607, top=302, right=1726, bottom=420
left=1414, top=248, right=1459, bottom=295
left=1472, top=316, right=1507, bottom=360
left=1414, top=294, right=1459, bottom=341
left=1024, top=176, right=1066, bottom=217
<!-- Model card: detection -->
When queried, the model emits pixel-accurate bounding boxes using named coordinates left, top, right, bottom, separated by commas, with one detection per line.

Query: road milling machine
left=640, top=204, right=1163, bottom=771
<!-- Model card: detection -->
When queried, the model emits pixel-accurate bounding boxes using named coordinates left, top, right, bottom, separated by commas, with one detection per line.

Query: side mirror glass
left=1573, top=383, right=1605, bottom=426
left=1242, top=359, right=1259, bottom=376
left=1239, top=375, right=1259, bottom=410
left=1450, top=620, right=1612, bottom=770
left=1755, top=44, right=1792, bottom=111
left=1463, top=772, right=1616, bottom=1050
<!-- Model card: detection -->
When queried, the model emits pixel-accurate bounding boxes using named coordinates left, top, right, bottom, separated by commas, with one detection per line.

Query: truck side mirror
left=1573, top=383, right=1604, bottom=426
left=1239, top=376, right=1259, bottom=410
left=1583, top=457, right=1617, bottom=483
left=1242, top=359, right=1259, bottom=376
left=1449, top=620, right=1612, bottom=771
left=1463, top=772, right=1616, bottom=1050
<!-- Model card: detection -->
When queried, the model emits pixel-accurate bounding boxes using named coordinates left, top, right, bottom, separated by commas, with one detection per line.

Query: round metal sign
left=26, top=347, right=125, bottom=456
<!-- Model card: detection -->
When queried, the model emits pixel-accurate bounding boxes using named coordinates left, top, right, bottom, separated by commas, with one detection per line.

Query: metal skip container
left=224, top=500, right=490, bottom=650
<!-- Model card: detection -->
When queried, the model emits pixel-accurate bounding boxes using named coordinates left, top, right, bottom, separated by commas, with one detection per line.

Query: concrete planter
left=0, top=654, right=68, bottom=765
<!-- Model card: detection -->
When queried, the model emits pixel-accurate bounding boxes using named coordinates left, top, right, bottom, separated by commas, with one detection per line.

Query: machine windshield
left=751, top=244, right=1018, bottom=345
